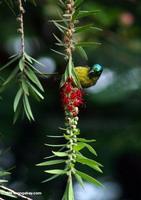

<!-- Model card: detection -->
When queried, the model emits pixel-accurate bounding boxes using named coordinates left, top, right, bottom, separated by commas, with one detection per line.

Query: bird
left=74, top=64, right=103, bottom=88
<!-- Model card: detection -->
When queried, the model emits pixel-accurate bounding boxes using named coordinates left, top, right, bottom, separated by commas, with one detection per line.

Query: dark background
left=0, top=0, right=141, bottom=199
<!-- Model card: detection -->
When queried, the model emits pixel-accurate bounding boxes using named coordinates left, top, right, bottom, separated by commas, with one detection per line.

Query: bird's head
left=89, top=64, right=103, bottom=78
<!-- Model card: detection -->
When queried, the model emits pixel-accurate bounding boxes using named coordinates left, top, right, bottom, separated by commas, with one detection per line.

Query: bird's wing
left=74, top=66, right=92, bottom=88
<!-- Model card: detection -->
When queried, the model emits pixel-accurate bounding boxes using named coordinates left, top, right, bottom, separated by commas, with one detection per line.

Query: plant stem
left=17, top=0, right=25, bottom=55
left=0, top=185, right=32, bottom=200
left=64, top=0, right=75, bottom=60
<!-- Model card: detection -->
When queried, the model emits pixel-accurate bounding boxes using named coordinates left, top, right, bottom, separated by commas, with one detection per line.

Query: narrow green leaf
left=23, top=98, right=31, bottom=121
left=53, top=33, right=63, bottom=44
left=74, top=173, right=84, bottom=188
left=75, top=25, right=102, bottom=33
left=25, top=68, right=44, bottom=92
left=76, top=41, right=101, bottom=47
left=0, top=171, right=10, bottom=177
left=22, top=80, right=29, bottom=95
left=55, top=43, right=65, bottom=47
left=45, top=169, right=66, bottom=175
left=73, top=142, right=85, bottom=151
left=77, top=138, right=96, bottom=143
left=68, top=57, right=73, bottom=78
left=62, top=180, right=69, bottom=200
left=64, top=134, right=71, bottom=140
left=75, top=24, right=94, bottom=33
left=51, top=49, right=66, bottom=57
left=83, top=143, right=97, bottom=156
left=23, top=95, right=34, bottom=121
left=9, top=53, right=18, bottom=59
left=37, top=159, right=65, bottom=166
left=28, top=56, right=45, bottom=67
left=2, top=67, right=19, bottom=86
left=77, top=10, right=100, bottom=19
left=52, top=151, right=68, bottom=157
left=76, top=46, right=88, bottom=60
left=44, top=147, right=65, bottom=159
left=13, top=104, right=21, bottom=123
left=74, top=142, right=97, bottom=156
left=52, top=21, right=65, bottom=33
left=27, top=81, right=44, bottom=100
left=42, top=174, right=60, bottom=183
left=13, top=88, right=23, bottom=112
left=0, top=179, right=8, bottom=183
left=45, top=144, right=66, bottom=147
left=76, top=154, right=103, bottom=173
left=24, top=60, right=42, bottom=75
left=0, top=189, right=16, bottom=198
left=47, top=135, right=64, bottom=138
left=19, top=58, right=24, bottom=71
left=68, top=178, right=74, bottom=200
left=24, top=53, right=33, bottom=64
left=60, top=58, right=73, bottom=87
left=59, top=0, right=65, bottom=7
left=76, top=170, right=103, bottom=187
left=0, top=55, right=19, bottom=72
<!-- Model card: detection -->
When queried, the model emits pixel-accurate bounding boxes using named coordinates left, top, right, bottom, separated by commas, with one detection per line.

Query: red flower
left=60, top=77, right=84, bottom=116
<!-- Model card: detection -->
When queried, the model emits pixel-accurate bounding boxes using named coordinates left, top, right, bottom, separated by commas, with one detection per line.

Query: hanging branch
left=17, top=0, right=25, bottom=55
left=38, top=0, right=103, bottom=199
left=0, top=160, right=31, bottom=199
left=0, top=0, right=45, bottom=122
left=0, top=185, right=32, bottom=200
left=63, top=0, right=75, bottom=59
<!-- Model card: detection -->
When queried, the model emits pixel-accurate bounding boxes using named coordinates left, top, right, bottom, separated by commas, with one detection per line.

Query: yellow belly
left=74, top=66, right=97, bottom=88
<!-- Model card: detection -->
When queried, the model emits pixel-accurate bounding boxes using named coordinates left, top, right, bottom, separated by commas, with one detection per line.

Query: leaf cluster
left=60, top=57, right=81, bottom=88
left=0, top=170, right=17, bottom=198
left=37, top=132, right=103, bottom=199
left=0, top=52, right=45, bottom=122
left=52, top=0, right=101, bottom=61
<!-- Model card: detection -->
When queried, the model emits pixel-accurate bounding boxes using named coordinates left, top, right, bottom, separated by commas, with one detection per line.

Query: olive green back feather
left=74, top=66, right=100, bottom=88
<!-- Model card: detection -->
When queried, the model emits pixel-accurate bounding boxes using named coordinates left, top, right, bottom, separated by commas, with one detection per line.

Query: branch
left=63, top=0, right=75, bottom=59
left=17, top=0, right=25, bottom=55
left=0, top=185, right=32, bottom=200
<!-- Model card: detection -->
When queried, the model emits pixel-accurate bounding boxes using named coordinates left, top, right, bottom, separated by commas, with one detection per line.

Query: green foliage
left=0, top=170, right=17, bottom=198
left=53, top=0, right=102, bottom=90
left=52, top=0, right=101, bottom=62
left=62, top=177, right=74, bottom=200
left=0, top=52, right=44, bottom=122
left=37, top=132, right=102, bottom=197
left=0, top=148, right=32, bottom=199
left=1, top=0, right=104, bottom=199
left=0, top=188, right=17, bottom=198
left=3, top=0, right=15, bottom=14
left=60, top=57, right=81, bottom=88
left=75, top=170, right=102, bottom=187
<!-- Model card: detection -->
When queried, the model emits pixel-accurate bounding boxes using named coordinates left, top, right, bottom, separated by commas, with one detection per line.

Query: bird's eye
left=89, top=64, right=103, bottom=78
left=93, top=64, right=103, bottom=73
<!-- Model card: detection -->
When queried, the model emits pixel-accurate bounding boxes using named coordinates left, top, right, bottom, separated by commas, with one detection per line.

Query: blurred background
left=0, top=0, right=141, bottom=199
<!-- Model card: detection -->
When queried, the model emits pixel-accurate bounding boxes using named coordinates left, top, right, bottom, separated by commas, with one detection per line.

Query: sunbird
left=74, top=64, right=103, bottom=88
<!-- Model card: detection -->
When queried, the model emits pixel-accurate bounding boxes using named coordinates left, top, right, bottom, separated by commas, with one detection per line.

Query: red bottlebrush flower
left=67, top=104, right=74, bottom=112
left=60, top=77, right=84, bottom=116
left=64, top=82, right=72, bottom=93
left=63, top=96, right=69, bottom=105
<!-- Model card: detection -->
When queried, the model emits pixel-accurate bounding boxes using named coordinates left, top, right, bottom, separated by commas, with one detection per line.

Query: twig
left=0, top=185, right=32, bottom=200
left=17, top=0, right=25, bottom=55
left=63, top=0, right=75, bottom=59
